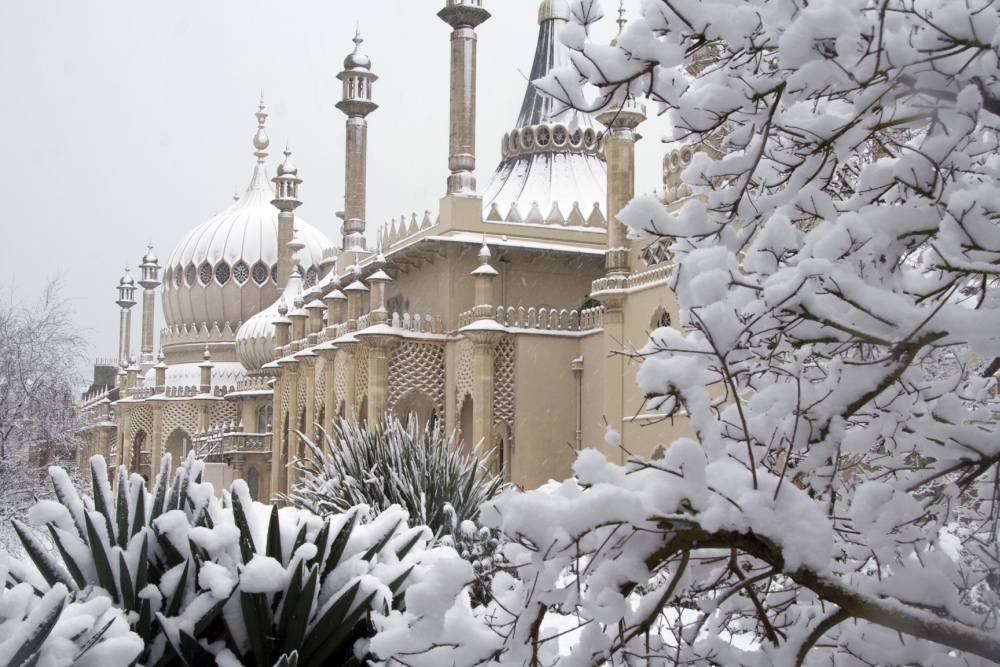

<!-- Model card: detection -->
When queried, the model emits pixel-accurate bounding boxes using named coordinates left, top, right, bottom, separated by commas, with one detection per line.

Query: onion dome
left=141, top=246, right=158, bottom=265
left=162, top=98, right=335, bottom=335
left=344, top=28, right=372, bottom=71
left=120, top=268, right=135, bottom=286
left=276, top=143, right=298, bottom=177
left=235, top=268, right=303, bottom=372
left=481, top=0, right=607, bottom=227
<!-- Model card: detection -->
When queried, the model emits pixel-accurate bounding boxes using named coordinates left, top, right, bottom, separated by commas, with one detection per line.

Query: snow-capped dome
left=161, top=159, right=335, bottom=334
left=235, top=269, right=302, bottom=372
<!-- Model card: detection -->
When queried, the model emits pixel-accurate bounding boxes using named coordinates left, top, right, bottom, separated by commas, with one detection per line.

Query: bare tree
left=0, top=278, right=88, bottom=553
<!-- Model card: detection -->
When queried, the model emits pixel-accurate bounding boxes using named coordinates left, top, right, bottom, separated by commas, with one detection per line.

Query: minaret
left=272, top=143, right=302, bottom=288
left=116, top=268, right=137, bottom=366
left=438, top=0, right=490, bottom=195
left=138, top=244, right=161, bottom=371
left=336, top=29, right=378, bottom=255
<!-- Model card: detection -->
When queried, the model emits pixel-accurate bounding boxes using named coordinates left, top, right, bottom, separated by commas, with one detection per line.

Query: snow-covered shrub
left=289, top=416, right=506, bottom=537
left=0, top=568, right=141, bottom=667
left=5, top=454, right=446, bottom=666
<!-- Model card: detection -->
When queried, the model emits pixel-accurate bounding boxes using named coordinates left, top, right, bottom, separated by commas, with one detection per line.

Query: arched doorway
left=256, top=405, right=273, bottom=433
left=132, top=430, right=146, bottom=474
left=165, top=428, right=190, bottom=470
left=392, top=389, right=438, bottom=434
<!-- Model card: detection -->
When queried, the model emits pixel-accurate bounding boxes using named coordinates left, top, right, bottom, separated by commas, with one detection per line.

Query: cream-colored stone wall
left=510, top=334, right=579, bottom=489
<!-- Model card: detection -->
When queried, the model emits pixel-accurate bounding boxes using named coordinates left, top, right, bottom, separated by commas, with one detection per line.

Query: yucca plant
left=288, top=416, right=507, bottom=537
left=288, top=415, right=508, bottom=605
left=5, top=454, right=435, bottom=667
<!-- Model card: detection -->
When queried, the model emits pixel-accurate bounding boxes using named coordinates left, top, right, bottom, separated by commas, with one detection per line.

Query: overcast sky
left=0, top=0, right=666, bottom=370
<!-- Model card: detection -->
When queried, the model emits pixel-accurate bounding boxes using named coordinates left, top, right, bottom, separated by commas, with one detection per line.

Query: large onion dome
left=161, top=103, right=335, bottom=334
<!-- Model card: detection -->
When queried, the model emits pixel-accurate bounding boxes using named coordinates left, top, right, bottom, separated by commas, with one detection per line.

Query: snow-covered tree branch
left=401, top=0, right=1000, bottom=664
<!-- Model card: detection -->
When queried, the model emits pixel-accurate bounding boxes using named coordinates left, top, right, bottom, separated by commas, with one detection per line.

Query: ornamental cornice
left=501, top=123, right=605, bottom=160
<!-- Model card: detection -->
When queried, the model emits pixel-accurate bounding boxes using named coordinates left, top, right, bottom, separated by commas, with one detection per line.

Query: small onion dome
left=235, top=271, right=303, bottom=372
left=344, top=29, right=372, bottom=71
left=142, top=248, right=158, bottom=265
left=120, top=269, right=135, bottom=286
left=277, top=144, right=297, bottom=177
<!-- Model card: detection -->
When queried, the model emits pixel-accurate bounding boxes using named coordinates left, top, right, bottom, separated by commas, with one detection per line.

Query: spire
left=253, top=92, right=269, bottom=164
left=612, top=1, right=626, bottom=46
left=480, top=2, right=607, bottom=226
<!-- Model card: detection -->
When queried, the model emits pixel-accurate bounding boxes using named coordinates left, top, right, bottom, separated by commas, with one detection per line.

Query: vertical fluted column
left=118, top=310, right=133, bottom=365
left=116, top=269, right=137, bottom=366
left=438, top=1, right=490, bottom=195
left=592, top=100, right=646, bottom=457
left=596, top=100, right=646, bottom=275
left=138, top=246, right=161, bottom=370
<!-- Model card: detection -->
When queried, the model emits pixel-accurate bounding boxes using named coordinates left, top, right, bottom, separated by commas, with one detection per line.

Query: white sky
left=0, top=0, right=666, bottom=369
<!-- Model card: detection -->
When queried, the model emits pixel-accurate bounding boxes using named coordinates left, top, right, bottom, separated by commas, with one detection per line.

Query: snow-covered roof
left=480, top=5, right=607, bottom=225
left=142, top=361, right=247, bottom=388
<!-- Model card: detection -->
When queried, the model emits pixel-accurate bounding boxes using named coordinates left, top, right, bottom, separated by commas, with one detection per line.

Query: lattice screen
left=129, top=405, right=153, bottom=444
left=456, top=338, right=474, bottom=405
left=211, top=402, right=237, bottom=429
left=315, top=363, right=327, bottom=415
left=164, top=402, right=198, bottom=439
left=494, top=335, right=515, bottom=427
left=388, top=342, right=446, bottom=415
left=334, top=352, right=348, bottom=410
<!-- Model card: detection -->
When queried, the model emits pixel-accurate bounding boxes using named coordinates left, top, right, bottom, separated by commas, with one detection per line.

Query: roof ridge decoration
left=480, top=1, right=608, bottom=229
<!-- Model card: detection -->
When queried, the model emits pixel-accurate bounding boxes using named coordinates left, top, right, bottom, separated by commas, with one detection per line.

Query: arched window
left=132, top=431, right=147, bottom=474
left=257, top=405, right=273, bottom=433
left=215, top=262, right=231, bottom=285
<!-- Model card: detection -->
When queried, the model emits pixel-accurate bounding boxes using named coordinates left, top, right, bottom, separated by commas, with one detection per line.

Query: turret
left=438, top=0, right=490, bottom=195
left=336, top=29, right=378, bottom=254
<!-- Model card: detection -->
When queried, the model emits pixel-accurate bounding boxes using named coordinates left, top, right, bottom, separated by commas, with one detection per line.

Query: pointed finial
left=613, top=0, right=626, bottom=43
left=203, top=345, right=211, bottom=362
left=253, top=93, right=269, bottom=163
left=233, top=186, right=241, bottom=202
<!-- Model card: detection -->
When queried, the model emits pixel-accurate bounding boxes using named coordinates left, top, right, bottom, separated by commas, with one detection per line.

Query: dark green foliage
left=288, top=415, right=507, bottom=536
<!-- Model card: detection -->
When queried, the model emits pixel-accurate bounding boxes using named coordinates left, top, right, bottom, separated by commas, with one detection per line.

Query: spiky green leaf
left=84, top=511, right=118, bottom=604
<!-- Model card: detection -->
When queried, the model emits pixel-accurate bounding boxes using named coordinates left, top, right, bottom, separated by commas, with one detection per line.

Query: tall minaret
left=273, top=143, right=302, bottom=285
left=336, top=29, right=378, bottom=255
left=438, top=0, right=490, bottom=195
left=138, top=244, right=161, bottom=371
left=115, top=268, right=137, bottom=366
